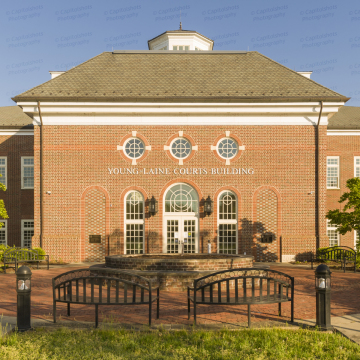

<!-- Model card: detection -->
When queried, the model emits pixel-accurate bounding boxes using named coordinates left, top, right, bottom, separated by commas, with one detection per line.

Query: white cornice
left=327, top=130, right=360, bottom=136
left=0, top=129, right=34, bottom=135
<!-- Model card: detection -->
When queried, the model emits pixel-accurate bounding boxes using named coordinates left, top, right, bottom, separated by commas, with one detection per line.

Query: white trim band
left=0, top=129, right=33, bottom=136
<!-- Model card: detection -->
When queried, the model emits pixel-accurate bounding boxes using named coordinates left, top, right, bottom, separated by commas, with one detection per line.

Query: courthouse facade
left=1, top=29, right=359, bottom=262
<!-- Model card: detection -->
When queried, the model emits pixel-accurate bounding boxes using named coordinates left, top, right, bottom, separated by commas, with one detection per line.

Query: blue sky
left=1, top=0, right=359, bottom=107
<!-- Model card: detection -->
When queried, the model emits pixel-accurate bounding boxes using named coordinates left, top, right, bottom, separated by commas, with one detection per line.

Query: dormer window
left=195, top=47, right=201, bottom=51
left=173, top=46, right=190, bottom=51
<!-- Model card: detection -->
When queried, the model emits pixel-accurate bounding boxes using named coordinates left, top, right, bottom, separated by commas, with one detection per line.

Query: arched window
left=218, top=191, right=237, bottom=254
left=125, top=191, right=144, bottom=254
left=165, top=183, right=198, bottom=213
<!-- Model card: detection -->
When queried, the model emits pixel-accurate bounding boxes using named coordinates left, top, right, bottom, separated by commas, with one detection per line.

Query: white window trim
left=21, top=219, right=34, bottom=248
left=216, top=137, right=239, bottom=160
left=170, top=137, right=192, bottom=161
left=124, top=190, right=145, bottom=254
left=0, top=156, right=7, bottom=187
left=21, top=156, right=34, bottom=189
left=327, top=156, right=340, bottom=189
left=0, top=220, right=7, bottom=246
left=355, top=156, right=360, bottom=178
left=327, top=220, right=340, bottom=247
left=217, top=190, right=238, bottom=254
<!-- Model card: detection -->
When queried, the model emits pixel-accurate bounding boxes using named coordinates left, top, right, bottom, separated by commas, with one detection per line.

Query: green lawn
left=0, top=327, right=359, bottom=360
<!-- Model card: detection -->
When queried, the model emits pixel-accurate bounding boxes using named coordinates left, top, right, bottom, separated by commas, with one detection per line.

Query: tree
left=0, top=174, right=8, bottom=228
left=326, top=177, right=360, bottom=250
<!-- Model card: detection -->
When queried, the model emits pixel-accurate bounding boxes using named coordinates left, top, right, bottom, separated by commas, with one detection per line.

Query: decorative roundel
left=124, top=138, right=145, bottom=159
left=217, top=138, right=238, bottom=159
left=170, top=138, right=192, bottom=159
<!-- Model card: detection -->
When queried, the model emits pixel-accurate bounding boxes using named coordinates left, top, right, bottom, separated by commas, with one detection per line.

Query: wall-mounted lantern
left=149, top=196, right=158, bottom=216
left=16, top=265, right=32, bottom=331
left=315, top=263, right=332, bottom=330
left=204, top=196, right=213, bottom=216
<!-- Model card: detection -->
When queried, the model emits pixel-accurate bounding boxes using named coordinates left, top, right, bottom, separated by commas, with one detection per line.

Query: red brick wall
left=327, top=135, right=360, bottom=249
left=32, top=125, right=328, bottom=262
left=0, top=134, right=34, bottom=247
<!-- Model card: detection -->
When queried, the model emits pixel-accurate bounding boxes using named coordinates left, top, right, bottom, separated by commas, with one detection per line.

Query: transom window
left=217, top=138, right=238, bottom=159
left=327, top=156, right=339, bottom=188
left=165, top=183, right=198, bottom=213
left=170, top=138, right=191, bottom=159
left=125, top=191, right=144, bottom=254
left=22, top=220, right=34, bottom=249
left=218, top=191, right=238, bottom=254
left=21, top=157, right=34, bottom=189
left=124, top=138, right=145, bottom=159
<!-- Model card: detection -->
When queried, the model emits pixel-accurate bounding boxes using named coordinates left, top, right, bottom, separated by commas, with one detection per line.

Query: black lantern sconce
left=16, top=265, right=32, bottom=331
left=315, top=264, right=332, bottom=331
left=204, top=196, right=213, bottom=216
left=149, top=196, right=158, bottom=216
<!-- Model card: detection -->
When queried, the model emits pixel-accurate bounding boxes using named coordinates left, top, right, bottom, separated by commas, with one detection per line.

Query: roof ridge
left=252, top=51, right=345, bottom=98
left=13, top=52, right=109, bottom=100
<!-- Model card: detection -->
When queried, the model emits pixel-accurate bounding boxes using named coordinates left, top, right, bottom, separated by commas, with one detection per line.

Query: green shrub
left=0, top=246, right=46, bottom=262
left=32, top=247, right=46, bottom=260
left=0, top=244, right=9, bottom=262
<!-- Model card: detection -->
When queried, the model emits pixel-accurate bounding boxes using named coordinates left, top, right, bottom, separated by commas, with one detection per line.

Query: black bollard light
left=16, top=265, right=32, bottom=331
left=315, top=264, right=332, bottom=331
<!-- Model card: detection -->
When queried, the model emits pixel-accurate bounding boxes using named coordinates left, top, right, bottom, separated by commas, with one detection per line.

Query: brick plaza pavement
left=0, top=265, right=359, bottom=327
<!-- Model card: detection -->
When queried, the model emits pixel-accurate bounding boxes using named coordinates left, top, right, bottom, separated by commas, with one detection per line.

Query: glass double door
left=166, top=217, right=197, bottom=254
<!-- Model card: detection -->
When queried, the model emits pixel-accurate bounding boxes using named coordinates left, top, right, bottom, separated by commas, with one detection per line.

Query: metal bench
left=311, top=246, right=357, bottom=273
left=188, top=268, right=294, bottom=327
left=52, top=268, right=160, bottom=327
left=3, top=248, right=49, bottom=273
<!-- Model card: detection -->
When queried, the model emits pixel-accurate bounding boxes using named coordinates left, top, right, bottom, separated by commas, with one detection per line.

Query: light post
left=315, top=264, right=332, bottom=331
left=16, top=265, right=32, bottom=331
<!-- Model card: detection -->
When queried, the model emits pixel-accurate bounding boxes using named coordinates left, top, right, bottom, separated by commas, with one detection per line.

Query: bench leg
left=48, top=258, right=49, bottom=270
left=3, top=260, right=5, bottom=274
left=37, top=261, right=39, bottom=270
left=187, top=288, right=190, bottom=320
left=157, top=288, right=160, bottom=319
left=194, top=302, right=197, bottom=325
left=67, top=303, right=70, bottom=317
left=53, top=302, right=56, bottom=323
left=95, top=304, right=98, bottom=328
left=149, top=300, right=152, bottom=327
left=248, top=304, right=251, bottom=328
left=278, top=302, right=282, bottom=316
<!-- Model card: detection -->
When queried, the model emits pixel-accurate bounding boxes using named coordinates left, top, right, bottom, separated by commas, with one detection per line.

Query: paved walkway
left=1, top=264, right=360, bottom=340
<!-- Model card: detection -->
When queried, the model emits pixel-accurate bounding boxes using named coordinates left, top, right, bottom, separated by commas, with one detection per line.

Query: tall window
left=22, top=220, right=34, bottom=249
left=0, top=220, right=7, bottom=246
left=125, top=191, right=144, bottom=254
left=21, top=157, right=34, bottom=189
left=0, top=157, right=6, bottom=187
left=327, top=156, right=339, bottom=189
left=327, top=221, right=339, bottom=247
left=218, top=191, right=238, bottom=254
left=355, top=157, right=360, bottom=178
left=173, top=45, right=189, bottom=50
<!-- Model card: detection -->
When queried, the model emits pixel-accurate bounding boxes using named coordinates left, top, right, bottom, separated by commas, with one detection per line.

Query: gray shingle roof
left=13, top=51, right=348, bottom=103
left=0, top=106, right=33, bottom=129
left=328, top=106, right=360, bottom=129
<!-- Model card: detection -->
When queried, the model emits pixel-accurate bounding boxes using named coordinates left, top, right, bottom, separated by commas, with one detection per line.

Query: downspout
left=316, top=101, right=323, bottom=250
left=37, top=101, right=44, bottom=249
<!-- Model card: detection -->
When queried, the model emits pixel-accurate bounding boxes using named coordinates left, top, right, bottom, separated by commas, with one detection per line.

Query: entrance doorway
left=163, top=183, right=199, bottom=254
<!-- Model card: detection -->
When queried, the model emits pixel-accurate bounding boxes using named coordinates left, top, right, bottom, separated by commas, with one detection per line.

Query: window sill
left=327, top=187, right=340, bottom=190
left=21, top=187, right=34, bottom=190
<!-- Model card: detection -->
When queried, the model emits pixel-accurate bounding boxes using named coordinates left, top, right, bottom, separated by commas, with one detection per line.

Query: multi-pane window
left=355, top=157, right=360, bottom=178
left=217, top=138, right=238, bottom=159
left=0, top=220, right=7, bottom=245
left=125, top=191, right=144, bottom=254
left=165, top=183, right=198, bottom=213
left=218, top=191, right=237, bottom=254
left=173, top=45, right=189, bottom=50
left=22, top=220, right=34, bottom=248
left=327, top=221, right=339, bottom=247
left=21, top=157, right=34, bottom=189
left=170, top=138, right=191, bottom=159
left=327, top=156, right=339, bottom=188
left=124, top=138, right=145, bottom=159
left=0, top=157, right=6, bottom=187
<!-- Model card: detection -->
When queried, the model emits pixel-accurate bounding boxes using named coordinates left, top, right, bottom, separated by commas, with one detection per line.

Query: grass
left=0, top=327, right=359, bottom=359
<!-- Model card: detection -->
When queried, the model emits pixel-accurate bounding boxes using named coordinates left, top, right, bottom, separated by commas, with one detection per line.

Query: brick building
left=1, top=29, right=359, bottom=262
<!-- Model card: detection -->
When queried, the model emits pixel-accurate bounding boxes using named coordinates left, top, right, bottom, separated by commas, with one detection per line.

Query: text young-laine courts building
left=3, top=28, right=359, bottom=263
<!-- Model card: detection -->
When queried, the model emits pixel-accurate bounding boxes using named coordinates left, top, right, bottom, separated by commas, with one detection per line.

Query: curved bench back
left=317, top=246, right=356, bottom=262
left=4, top=248, right=39, bottom=261
left=52, top=269, right=153, bottom=305
left=194, top=268, right=294, bottom=304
